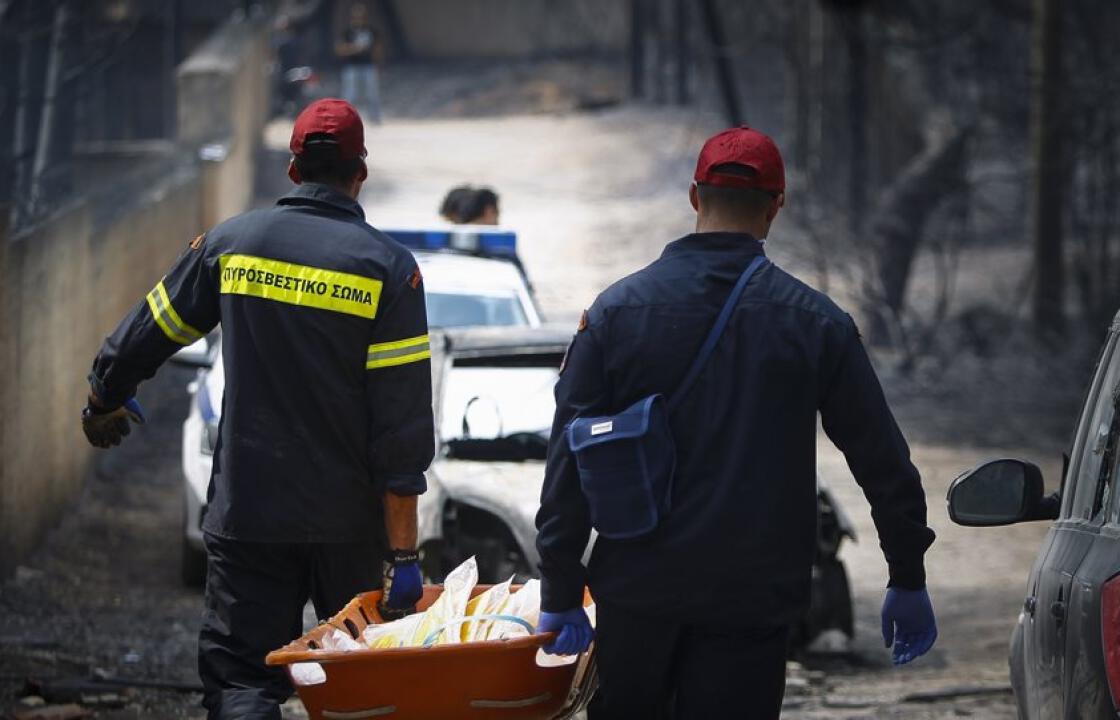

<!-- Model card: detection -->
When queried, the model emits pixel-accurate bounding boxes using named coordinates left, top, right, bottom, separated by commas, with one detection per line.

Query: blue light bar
left=383, top=227, right=518, bottom=259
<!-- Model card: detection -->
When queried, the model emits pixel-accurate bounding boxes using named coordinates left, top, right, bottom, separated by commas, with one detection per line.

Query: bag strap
left=668, top=254, right=768, bottom=412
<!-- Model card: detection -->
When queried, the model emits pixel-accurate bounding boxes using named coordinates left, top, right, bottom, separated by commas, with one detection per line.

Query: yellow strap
left=146, top=282, right=203, bottom=345
left=219, top=254, right=383, bottom=320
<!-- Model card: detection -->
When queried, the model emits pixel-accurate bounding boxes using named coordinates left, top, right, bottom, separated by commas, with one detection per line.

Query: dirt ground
left=0, top=63, right=1097, bottom=718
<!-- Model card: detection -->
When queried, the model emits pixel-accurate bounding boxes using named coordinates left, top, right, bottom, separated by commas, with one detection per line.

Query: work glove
left=81, top=396, right=146, bottom=449
left=881, top=587, right=937, bottom=666
left=378, top=549, right=423, bottom=621
left=537, top=607, right=594, bottom=656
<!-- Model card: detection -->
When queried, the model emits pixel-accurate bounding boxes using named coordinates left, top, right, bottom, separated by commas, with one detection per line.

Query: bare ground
left=1, top=64, right=1097, bottom=718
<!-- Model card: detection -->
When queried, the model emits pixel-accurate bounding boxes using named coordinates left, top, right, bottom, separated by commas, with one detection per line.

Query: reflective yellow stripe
left=146, top=292, right=190, bottom=344
left=366, top=335, right=431, bottom=370
left=145, top=282, right=202, bottom=345
left=366, top=348, right=431, bottom=370
left=368, top=334, right=429, bottom=354
left=155, top=281, right=203, bottom=342
left=219, top=254, right=382, bottom=320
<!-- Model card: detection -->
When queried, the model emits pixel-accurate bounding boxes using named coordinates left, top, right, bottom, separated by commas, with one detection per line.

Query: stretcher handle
left=421, top=614, right=535, bottom=647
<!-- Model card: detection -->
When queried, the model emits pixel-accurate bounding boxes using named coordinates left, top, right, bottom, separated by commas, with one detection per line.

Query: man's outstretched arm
left=85, top=236, right=219, bottom=446
left=819, top=317, right=937, bottom=665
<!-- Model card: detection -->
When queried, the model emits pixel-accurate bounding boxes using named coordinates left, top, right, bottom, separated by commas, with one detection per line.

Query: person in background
left=336, top=2, right=384, bottom=123
left=272, top=14, right=302, bottom=115
left=439, top=185, right=474, bottom=223
left=439, top=185, right=500, bottom=225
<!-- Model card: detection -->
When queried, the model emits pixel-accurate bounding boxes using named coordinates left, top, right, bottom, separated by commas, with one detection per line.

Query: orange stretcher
left=266, top=585, right=597, bottom=720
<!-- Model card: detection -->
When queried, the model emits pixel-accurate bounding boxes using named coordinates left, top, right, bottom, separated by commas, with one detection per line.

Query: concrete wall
left=392, top=0, right=628, bottom=59
left=179, top=15, right=271, bottom=228
left=0, top=14, right=271, bottom=576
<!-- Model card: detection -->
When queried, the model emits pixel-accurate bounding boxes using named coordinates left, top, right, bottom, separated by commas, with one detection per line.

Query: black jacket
left=90, top=184, right=435, bottom=543
left=536, top=232, right=934, bottom=623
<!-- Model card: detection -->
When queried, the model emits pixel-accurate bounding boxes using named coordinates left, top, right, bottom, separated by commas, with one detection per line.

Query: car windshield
left=440, top=359, right=559, bottom=461
left=427, top=292, right=528, bottom=328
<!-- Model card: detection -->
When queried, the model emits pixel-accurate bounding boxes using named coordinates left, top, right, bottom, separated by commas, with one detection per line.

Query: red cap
left=694, top=126, right=785, bottom=193
left=290, top=99, right=366, bottom=160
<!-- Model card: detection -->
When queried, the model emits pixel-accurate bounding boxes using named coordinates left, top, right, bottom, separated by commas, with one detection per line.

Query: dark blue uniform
left=536, top=232, right=934, bottom=717
left=89, top=183, right=434, bottom=718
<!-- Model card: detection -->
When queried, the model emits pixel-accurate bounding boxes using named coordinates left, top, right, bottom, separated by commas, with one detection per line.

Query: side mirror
left=947, top=459, right=1047, bottom=526
left=170, top=337, right=214, bottom=369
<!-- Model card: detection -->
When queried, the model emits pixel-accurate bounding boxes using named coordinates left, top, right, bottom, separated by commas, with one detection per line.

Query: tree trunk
left=28, top=0, right=71, bottom=217
left=673, top=0, right=689, bottom=105
left=862, top=126, right=971, bottom=346
left=10, top=0, right=35, bottom=230
left=1030, top=0, right=1065, bottom=339
left=698, top=0, right=743, bottom=125
left=840, top=8, right=868, bottom=237
left=629, top=0, right=647, bottom=99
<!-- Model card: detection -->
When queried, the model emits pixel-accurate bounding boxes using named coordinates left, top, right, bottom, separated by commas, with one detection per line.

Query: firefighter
left=81, top=99, right=434, bottom=720
left=535, top=127, right=937, bottom=718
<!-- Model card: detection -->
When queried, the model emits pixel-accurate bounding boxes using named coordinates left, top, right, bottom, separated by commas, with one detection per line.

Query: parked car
left=947, top=316, right=1120, bottom=718
left=422, top=325, right=856, bottom=650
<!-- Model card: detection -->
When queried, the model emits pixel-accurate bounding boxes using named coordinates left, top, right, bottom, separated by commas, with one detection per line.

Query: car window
left=427, top=292, right=528, bottom=328
left=1067, top=334, right=1120, bottom=521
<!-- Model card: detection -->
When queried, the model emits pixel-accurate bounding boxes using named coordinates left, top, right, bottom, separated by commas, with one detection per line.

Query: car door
left=1028, top=332, right=1120, bottom=718
left=1064, top=375, right=1120, bottom=720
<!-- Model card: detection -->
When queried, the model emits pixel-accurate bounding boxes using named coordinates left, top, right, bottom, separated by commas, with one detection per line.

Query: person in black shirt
left=535, top=127, right=938, bottom=718
left=335, top=2, right=384, bottom=123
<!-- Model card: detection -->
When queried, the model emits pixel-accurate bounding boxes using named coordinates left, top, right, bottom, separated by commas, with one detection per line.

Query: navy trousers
left=198, top=533, right=383, bottom=720
left=589, top=603, right=789, bottom=720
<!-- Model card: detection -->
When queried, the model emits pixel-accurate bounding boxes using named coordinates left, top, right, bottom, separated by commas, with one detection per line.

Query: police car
left=391, top=225, right=541, bottom=329
left=175, top=226, right=540, bottom=584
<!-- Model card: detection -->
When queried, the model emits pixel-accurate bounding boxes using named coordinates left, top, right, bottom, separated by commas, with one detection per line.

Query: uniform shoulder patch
left=189, top=233, right=206, bottom=251
left=561, top=310, right=590, bottom=374
left=845, top=312, right=863, bottom=339
left=408, top=266, right=423, bottom=290
left=560, top=337, right=574, bottom=374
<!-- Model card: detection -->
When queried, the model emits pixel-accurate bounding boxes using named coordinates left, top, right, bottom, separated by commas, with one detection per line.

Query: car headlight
left=201, top=420, right=219, bottom=456
left=196, top=379, right=220, bottom=456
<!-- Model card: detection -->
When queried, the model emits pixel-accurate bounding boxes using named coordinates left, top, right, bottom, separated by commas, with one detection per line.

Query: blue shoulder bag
left=565, top=254, right=769, bottom=540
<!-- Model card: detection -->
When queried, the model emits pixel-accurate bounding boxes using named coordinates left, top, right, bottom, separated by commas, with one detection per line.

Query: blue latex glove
left=537, top=608, right=593, bottom=656
left=881, top=587, right=937, bottom=666
left=379, top=549, right=423, bottom=620
left=123, top=397, right=146, bottom=423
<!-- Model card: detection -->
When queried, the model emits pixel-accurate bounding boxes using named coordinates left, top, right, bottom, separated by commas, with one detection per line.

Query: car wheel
left=475, top=537, right=532, bottom=585
left=180, top=509, right=207, bottom=587
left=439, top=503, right=534, bottom=584
left=791, top=557, right=854, bottom=651
left=819, top=557, right=854, bottom=636
left=1008, top=621, right=1029, bottom=720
